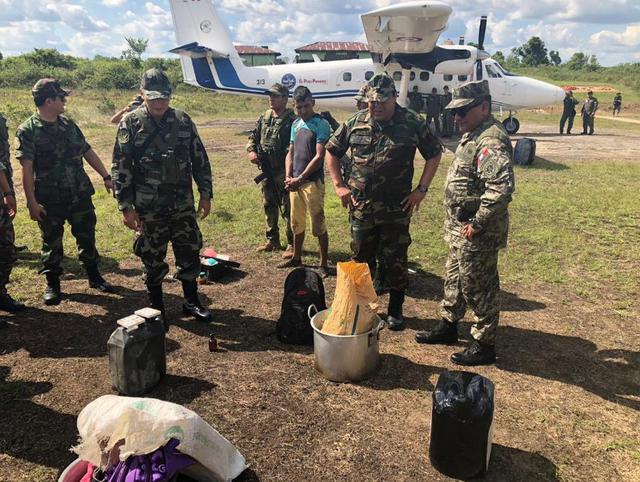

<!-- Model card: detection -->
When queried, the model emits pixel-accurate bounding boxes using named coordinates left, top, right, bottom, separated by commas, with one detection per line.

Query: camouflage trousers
left=261, top=169, right=293, bottom=246
left=351, top=214, right=411, bottom=292
left=439, top=245, right=500, bottom=345
left=38, top=197, right=100, bottom=276
left=559, top=111, right=576, bottom=133
left=442, top=112, right=454, bottom=136
left=582, top=114, right=595, bottom=134
left=135, top=205, right=203, bottom=286
left=0, top=207, right=16, bottom=294
left=427, top=114, right=441, bottom=135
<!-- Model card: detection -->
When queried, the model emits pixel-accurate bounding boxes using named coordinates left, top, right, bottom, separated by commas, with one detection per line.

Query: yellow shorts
left=290, top=179, right=327, bottom=237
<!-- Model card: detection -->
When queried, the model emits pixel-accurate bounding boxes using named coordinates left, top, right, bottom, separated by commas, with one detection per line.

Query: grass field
left=1, top=88, right=639, bottom=481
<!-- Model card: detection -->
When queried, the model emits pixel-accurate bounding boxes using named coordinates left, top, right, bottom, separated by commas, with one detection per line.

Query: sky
left=0, top=0, right=639, bottom=67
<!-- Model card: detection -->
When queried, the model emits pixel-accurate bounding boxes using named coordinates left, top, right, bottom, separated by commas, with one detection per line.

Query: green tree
left=513, top=36, right=549, bottom=66
left=22, top=48, right=76, bottom=69
left=492, top=51, right=506, bottom=64
left=586, top=54, right=601, bottom=71
left=549, top=50, right=561, bottom=66
left=566, top=52, right=588, bottom=70
left=121, top=37, right=148, bottom=68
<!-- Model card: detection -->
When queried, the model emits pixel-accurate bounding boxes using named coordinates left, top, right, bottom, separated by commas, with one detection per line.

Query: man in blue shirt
left=277, top=86, right=331, bottom=278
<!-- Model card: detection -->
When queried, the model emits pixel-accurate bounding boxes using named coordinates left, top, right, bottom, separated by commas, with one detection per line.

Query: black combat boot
left=147, top=284, right=165, bottom=316
left=43, top=273, right=61, bottom=306
left=386, top=289, right=405, bottom=331
left=415, top=319, right=458, bottom=344
left=86, top=265, right=115, bottom=293
left=451, top=341, right=496, bottom=366
left=0, top=291, right=26, bottom=313
left=182, top=280, right=212, bottom=322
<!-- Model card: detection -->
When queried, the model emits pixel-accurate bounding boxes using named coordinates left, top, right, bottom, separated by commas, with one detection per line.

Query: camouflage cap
left=32, top=78, right=70, bottom=99
left=366, top=73, right=396, bottom=102
left=354, top=85, right=369, bottom=102
left=141, top=68, right=172, bottom=100
left=445, top=80, right=491, bottom=110
left=266, top=83, right=289, bottom=97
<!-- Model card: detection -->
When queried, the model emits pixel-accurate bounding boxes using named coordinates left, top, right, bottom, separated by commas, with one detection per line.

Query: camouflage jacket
left=444, top=115, right=515, bottom=251
left=112, top=106, right=213, bottom=213
left=15, top=113, right=94, bottom=204
left=582, top=97, right=598, bottom=115
left=246, top=108, right=295, bottom=170
left=326, top=105, right=442, bottom=221
left=0, top=114, right=12, bottom=190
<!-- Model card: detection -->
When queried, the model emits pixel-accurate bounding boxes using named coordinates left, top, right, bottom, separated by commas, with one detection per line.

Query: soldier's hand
left=104, top=178, right=113, bottom=194
left=402, top=189, right=426, bottom=214
left=248, top=151, right=259, bottom=164
left=122, top=209, right=141, bottom=231
left=28, top=203, right=46, bottom=221
left=335, top=186, right=353, bottom=209
left=198, top=198, right=211, bottom=219
left=3, top=194, right=17, bottom=219
left=461, top=223, right=480, bottom=240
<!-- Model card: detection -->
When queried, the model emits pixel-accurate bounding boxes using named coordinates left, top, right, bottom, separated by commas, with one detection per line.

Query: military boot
left=43, top=273, right=61, bottom=306
left=415, top=319, right=458, bottom=344
left=451, top=341, right=496, bottom=366
left=0, top=292, right=26, bottom=313
left=147, top=284, right=165, bottom=316
left=86, top=265, right=115, bottom=293
left=182, top=280, right=212, bottom=322
left=386, top=290, right=405, bottom=331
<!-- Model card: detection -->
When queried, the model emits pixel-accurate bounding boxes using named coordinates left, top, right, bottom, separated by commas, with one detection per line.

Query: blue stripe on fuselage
left=190, top=57, right=359, bottom=98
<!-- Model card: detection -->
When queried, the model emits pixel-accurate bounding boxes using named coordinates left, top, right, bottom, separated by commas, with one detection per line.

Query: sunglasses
left=450, top=102, right=481, bottom=118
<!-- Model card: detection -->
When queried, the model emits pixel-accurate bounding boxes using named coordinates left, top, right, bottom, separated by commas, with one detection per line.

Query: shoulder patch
left=117, top=128, right=130, bottom=144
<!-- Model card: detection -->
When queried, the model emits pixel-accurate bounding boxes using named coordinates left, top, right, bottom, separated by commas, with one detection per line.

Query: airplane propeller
left=475, top=15, right=490, bottom=80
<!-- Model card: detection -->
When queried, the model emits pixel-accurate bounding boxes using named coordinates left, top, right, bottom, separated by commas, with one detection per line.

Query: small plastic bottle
left=208, top=333, right=218, bottom=352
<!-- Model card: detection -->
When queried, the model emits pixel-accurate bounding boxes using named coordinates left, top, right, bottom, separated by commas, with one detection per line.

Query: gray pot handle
left=307, top=304, right=318, bottom=320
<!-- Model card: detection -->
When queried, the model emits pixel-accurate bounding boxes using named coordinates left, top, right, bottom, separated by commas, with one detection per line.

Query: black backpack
left=276, top=267, right=327, bottom=345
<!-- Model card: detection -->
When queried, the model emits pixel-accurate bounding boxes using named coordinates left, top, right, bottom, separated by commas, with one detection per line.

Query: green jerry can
left=108, top=308, right=166, bottom=396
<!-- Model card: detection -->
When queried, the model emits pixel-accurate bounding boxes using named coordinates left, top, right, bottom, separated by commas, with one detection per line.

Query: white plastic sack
left=72, top=395, right=247, bottom=481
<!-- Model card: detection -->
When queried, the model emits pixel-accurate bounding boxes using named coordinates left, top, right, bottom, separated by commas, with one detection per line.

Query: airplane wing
left=361, top=1, right=452, bottom=62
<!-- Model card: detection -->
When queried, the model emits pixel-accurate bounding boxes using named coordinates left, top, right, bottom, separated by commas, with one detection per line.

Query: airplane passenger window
left=365, top=70, right=374, bottom=80
left=343, top=72, right=352, bottom=82
left=444, top=74, right=453, bottom=81
left=419, top=71, right=430, bottom=81
left=458, top=75, right=468, bottom=81
left=410, top=72, right=416, bottom=81
left=393, top=71, right=402, bottom=81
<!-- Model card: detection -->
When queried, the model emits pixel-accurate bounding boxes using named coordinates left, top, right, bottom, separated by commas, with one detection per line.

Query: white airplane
left=168, top=0, right=565, bottom=134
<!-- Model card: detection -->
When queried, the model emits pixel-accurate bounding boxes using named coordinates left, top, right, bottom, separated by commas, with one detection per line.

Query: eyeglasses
left=451, top=102, right=481, bottom=118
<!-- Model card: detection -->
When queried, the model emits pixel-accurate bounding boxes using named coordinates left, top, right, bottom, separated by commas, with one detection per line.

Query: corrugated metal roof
left=234, top=45, right=280, bottom=55
left=295, top=41, right=370, bottom=52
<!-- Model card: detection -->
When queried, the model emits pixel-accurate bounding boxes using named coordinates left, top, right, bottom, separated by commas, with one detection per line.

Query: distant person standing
left=441, top=85, right=453, bottom=137
left=277, top=86, right=332, bottom=278
left=408, top=86, right=424, bottom=114
left=110, top=94, right=144, bottom=124
left=15, top=79, right=114, bottom=306
left=0, top=113, right=25, bottom=315
left=559, top=90, right=579, bottom=135
left=581, top=90, right=598, bottom=135
left=612, top=92, right=622, bottom=116
left=426, top=87, right=442, bottom=135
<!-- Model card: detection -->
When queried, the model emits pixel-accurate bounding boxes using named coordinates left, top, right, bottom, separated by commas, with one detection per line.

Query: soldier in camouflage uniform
left=247, top=83, right=296, bottom=258
left=581, top=90, right=598, bottom=135
left=0, top=113, right=26, bottom=316
left=15, top=79, right=114, bottom=306
left=415, top=80, right=515, bottom=366
left=326, top=73, right=442, bottom=330
left=112, top=68, right=212, bottom=322
left=440, top=85, right=453, bottom=137
left=426, top=87, right=442, bottom=135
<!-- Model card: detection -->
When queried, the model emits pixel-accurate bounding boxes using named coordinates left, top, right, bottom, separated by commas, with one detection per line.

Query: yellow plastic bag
left=321, top=261, right=379, bottom=335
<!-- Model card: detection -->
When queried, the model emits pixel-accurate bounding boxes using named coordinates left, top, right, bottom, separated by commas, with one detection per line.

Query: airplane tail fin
left=169, top=0, right=244, bottom=86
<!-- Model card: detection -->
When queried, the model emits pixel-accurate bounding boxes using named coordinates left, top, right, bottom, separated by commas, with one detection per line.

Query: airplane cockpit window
left=392, top=71, right=402, bottom=81
left=458, top=75, right=468, bottom=81
left=494, top=62, right=519, bottom=77
left=443, top=74, right=453, bottom=81
left=485, top=64, right=502, bottom=78
left=419, top=71, right=430, bottom=81
left=343, top=72, right=352, bottom=82
left=365, top=70, right=374, bottom=80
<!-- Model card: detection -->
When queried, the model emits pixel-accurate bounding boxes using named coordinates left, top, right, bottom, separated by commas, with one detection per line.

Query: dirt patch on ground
left=562, top=85, right=618, bottom=93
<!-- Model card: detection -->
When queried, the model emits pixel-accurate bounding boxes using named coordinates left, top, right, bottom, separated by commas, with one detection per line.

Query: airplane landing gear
left=503, top=116, right=520, bottom=135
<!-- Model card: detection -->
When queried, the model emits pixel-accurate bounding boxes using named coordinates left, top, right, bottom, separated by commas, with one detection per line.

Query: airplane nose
left=552, top=85, right=565, bottom=104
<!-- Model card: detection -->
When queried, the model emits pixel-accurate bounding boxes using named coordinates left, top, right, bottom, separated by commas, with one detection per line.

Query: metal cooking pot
left=310, top=307, right=385, bottom=383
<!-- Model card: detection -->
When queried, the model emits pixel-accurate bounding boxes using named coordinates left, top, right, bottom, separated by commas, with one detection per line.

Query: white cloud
left=590, top=24, right=640, bottom=48
left=48, top=3, right=109, bottom=32
left=102, top=0, right=126, bottom=7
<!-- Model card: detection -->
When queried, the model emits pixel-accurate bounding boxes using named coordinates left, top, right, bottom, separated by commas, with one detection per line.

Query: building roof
left=295, top=41, right=369, bottom=53
left=234, top=45, right=280, bottom=55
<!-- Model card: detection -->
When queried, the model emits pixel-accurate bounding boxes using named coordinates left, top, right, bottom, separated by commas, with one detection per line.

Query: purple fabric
left=105, top=439, right=195, bottom=482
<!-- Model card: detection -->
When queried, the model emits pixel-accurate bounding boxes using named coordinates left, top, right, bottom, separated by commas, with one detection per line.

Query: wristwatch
left=103, top=175, right=112, bottom=181
left=417, top=184, right=428, bottom=193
